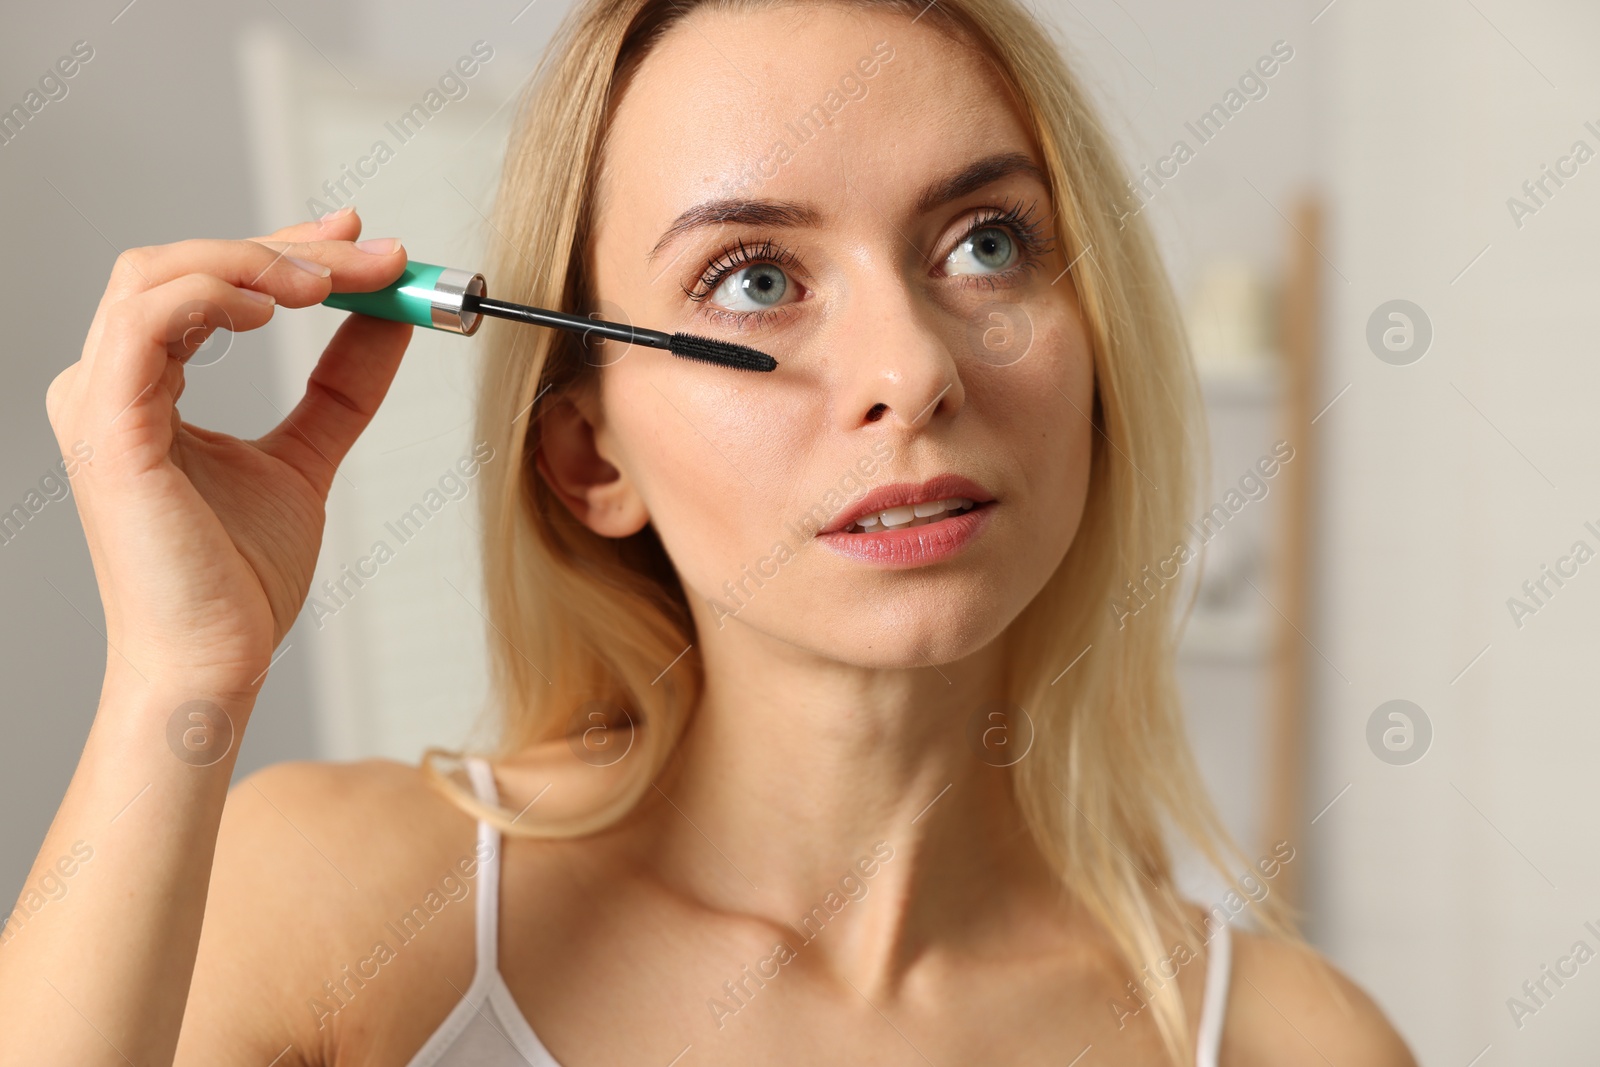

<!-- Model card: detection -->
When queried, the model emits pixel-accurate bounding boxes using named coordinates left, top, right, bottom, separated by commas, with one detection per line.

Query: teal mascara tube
left=323, top=262, right=487, bottom=334
left=322, top=261, right=777, bottom=372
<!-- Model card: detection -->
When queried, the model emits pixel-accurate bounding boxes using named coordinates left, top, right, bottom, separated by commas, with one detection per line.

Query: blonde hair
left=422, top=0, right=1293, bottom=1060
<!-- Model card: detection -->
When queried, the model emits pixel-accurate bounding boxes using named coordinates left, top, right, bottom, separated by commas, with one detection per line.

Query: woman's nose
left=831, top=280, right=967, bottom=431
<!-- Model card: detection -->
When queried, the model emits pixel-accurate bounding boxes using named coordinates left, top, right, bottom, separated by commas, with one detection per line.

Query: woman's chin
left=758, top=605, right=1014, bottom=672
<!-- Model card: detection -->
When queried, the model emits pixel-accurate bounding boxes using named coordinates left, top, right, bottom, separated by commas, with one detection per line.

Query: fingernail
left=287, top=255, right=332, bottom=278
left=319, top=205, right=355, bottom=223
left=240, top=288, right=276, bottom=305
left=356, top=238, right=400, bottom=255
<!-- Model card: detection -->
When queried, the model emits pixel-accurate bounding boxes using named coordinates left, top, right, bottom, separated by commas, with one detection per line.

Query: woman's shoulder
left=1220, top=928, right=1418, bottom=1067
left=221, top=756, right=478, bottom=891
left=232, top=753, right=466, bottom=819
left=214, top=755, right=490, bottom=946
left=176, top=757, right=485, bottom=1066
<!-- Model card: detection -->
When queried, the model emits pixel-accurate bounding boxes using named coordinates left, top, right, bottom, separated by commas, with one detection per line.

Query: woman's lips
left=816, top=501, right=996, bottom=567
left=822, top=474, right=996, bottom=534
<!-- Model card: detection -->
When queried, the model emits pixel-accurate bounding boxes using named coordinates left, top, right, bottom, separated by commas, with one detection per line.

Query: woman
left=2, top=0, right=1416, bottom=1064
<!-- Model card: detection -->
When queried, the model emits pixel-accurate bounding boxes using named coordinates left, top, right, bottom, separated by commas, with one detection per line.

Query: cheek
left=989, top=309, right=1095, bottom=527
left=965, top=324, right=1093, bottom=612
left=603, top=366, right=820, bottom=597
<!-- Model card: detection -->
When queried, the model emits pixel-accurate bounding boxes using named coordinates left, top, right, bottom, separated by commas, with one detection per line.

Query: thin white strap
left=463, top=756, right=501, bottom=977
left=1194, top=922, right=1232, bottom=1067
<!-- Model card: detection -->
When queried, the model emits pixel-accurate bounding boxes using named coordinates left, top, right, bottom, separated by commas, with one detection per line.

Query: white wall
left=1315, top=1, right=1600, bottom=1061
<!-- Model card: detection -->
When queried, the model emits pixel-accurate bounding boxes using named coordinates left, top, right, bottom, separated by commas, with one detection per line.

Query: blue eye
left=711, top=263, right=791, bottom=311
left=946, top=226, right=1018, bottom=275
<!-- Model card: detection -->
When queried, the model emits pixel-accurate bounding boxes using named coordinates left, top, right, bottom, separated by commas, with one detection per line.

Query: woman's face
left=577, top=2, right=1095, bottom=667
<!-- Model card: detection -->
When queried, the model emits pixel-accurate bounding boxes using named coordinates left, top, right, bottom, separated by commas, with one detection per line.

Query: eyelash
left=684, top=238, right=801, bottom=304
left=682, top=201, right=1055, bottom=319
left=951, top=200, right=1055, bottom=286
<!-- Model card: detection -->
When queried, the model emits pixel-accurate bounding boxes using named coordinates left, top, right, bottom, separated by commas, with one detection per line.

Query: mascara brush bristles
left=667, top=332, right=778, bottom=373
left=462, top=294, right=777, bottom=372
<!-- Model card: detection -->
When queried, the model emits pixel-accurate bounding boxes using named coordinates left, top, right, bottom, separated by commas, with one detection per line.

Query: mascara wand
left=322, top=262, right=778, bottom=373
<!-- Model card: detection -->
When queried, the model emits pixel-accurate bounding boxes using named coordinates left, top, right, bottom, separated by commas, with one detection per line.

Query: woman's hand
left=45, top=208, right=412, bottom=695
left=1, top=210, right=412, bottom=1065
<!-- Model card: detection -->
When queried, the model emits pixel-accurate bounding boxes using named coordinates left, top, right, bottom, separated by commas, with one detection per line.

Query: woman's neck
left=637, top=626, right=1072, bottom=995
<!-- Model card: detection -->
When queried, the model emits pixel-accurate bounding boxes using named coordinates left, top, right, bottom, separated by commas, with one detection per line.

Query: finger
left=251, top=237, right=408, bottom=304
left=100, top=236, right=405, bottom=310
left=80, top=212, right=361, bottom=363
left=80, top=237, right=407, bottom=382
left=256, top=313, right=413, bottom=497
left=160, top=353, right=186, bottom=407
left=84, top=205, right=376, bottom=358
left=252, top=206, right=363, bottom=246
left=83, top=274, right=278, bottom=453
left=82, top=247, right=275, bottom=381
left=45, top=363, right=84, bottom=444
left=97, top=239, right=319, bottom=316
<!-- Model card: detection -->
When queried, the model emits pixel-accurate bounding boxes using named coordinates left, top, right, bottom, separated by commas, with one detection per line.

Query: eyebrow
left=646, top=151, right=1050, bottom=264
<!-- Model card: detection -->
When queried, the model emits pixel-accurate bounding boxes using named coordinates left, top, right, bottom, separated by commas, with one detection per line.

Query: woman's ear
left=534, top=386, right=650, bottom=538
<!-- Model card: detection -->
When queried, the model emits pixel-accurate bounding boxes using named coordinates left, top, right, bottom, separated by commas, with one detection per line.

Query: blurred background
left=3, top=0, right=1598, bottom=1061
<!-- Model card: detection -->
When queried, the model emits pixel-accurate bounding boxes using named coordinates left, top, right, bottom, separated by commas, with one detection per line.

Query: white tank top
left=403, top=757, right=1233, bottom=1067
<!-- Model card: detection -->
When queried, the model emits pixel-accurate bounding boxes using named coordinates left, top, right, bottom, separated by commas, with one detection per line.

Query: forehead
left=596, top=4, right=1039, bottom=235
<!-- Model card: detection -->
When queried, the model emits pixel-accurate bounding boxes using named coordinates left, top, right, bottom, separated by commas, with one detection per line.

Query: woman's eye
left=710, top=263, right=793, bottom=311
left=945, top=225, right=1019, bottom=275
